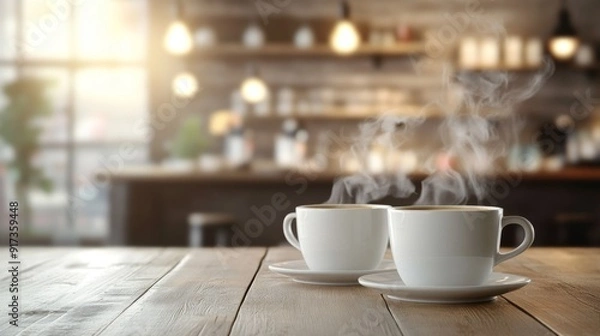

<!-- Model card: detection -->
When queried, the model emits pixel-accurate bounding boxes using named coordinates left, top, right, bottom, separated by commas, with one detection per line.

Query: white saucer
left=358, top=271, right=530, bottom=303
left=269, top=260, right=396, bottom=286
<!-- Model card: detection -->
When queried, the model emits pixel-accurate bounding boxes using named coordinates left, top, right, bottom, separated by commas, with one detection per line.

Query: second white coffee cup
left=389, top=205, right=535, bottom=287
left=283, top=204, right=390, bottom=271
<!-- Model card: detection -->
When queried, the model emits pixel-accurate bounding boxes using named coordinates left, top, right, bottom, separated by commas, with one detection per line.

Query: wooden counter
left=105, top=166, right=600, bottom=247
left=102, top=166, right=600, bottom=183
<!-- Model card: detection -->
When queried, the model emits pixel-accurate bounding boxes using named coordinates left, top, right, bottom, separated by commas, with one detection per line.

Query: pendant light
left=240, top=64, right=269, bottom=104
left=548, top=1, right=579, bottom=61
left=164, top=0, right=193, bottom=55
left=329, top=0, right=360, bottom=55
left=172, top=72, right=199, bottom=98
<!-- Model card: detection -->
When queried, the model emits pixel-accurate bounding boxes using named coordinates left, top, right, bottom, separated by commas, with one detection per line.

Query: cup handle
left=283, top=213, right=301, bottom=250
left=494, top=216, right=535, bottom=266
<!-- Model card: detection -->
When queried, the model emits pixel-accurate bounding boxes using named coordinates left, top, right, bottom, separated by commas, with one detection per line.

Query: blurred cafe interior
left=0, top=0, right=599, bottom=247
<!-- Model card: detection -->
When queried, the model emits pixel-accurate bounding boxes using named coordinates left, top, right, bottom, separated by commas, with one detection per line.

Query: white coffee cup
left=389, top=205, right=534, bottom=287
left=283, top=204, right=390, bottom=271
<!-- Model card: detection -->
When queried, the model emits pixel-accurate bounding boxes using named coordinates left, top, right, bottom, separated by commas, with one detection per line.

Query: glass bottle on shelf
left=276, top=87, right=294, bottom=116
left=274, top=119, right=299, bottom=168
left=254, top=93, right=270, bottom=116
left=230, top=90, right=248, bottom=116
left=295, top=129, right=309, bottom=164
left=575, top=44, right=595, bottom=67
left=242, top=22, right=265, bottom=49
left=479, top=37, right=500, bottom=69
left=459, top=37, right=479, bottom=69
left=294, top=24, right=315, bottom=49
left=504, top=35, right=523, bottom=69
left=525, top=38, right=543, bottom=68
left=194, top=26, right=217, bottom=48
left=224, top=116, right=252, bottom=168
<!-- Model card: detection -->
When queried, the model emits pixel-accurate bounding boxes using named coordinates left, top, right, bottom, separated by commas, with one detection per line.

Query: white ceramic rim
left=268, top=259, right=396, bottom=276
left=297, top=204, right=391, bottom=211
left=358, top=271, right=531, bottom=291
left=390, top=205, right=502, bottom=212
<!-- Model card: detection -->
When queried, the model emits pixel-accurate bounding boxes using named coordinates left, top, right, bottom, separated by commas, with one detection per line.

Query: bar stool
left=188, top=213, right=236, bottom=247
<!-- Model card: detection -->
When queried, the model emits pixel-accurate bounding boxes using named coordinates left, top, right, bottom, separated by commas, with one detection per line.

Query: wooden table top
left=3, top=247, right=599, bottom=336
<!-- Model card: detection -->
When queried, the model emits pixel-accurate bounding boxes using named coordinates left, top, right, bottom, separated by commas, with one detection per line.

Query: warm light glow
left=549, top=36, right=580, bottom=61
left=209, top=110, right=234, bottom=136
left=172, top=72, right=199, bottom=98
left=74, top=1, right=146, bottom=60
left=240, top=77, right=268, bottom=104
left=330, top=20, right=360, bottom=55
left=164, top=20, right=193, bottom=55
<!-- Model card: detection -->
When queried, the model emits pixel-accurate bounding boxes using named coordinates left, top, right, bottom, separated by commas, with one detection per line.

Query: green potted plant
left=0, top=77, right=54, bottom=235
left=168, top=115, right=207, bottom=166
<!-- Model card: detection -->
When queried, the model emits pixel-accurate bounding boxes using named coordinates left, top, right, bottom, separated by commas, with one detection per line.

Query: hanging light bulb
left=549, top=37, right=579, bottom=61
left=331, top=21, right=360, bottom=55
left=548, top=2, right=580, bottom=61
left=164, top=21, right=193, bottom=55
left=164, top=1, right=193, bottom=55
left=172, top=72, right=199, bottom=98
left=240, top=65, right=268, bottom=104
left=330, top=0, right=360, bottom=55
left=241, top=77, right=268, bottom=104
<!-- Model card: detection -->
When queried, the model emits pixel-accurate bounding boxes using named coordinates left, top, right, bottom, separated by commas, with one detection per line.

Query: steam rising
left=327, top=56, right=554, bottom=205
left=327, top=115, right=423, bottom=203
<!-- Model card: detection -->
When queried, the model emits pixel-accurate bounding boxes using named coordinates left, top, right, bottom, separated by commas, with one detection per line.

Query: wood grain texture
left=98, top=248, right=266, bottom=336
left=385, top=297, right=555, bottom=336
left=1, top=247, right=598, bottom=336
left=229, top=247, right=402, bottom=336
left=0, top=248, right=81, bottom=282
left=0, top=248, right=186, bottom=336
left=497, top=248, right=600, bottom=336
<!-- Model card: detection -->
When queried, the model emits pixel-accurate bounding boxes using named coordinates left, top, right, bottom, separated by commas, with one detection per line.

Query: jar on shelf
left=504, top=35, right=523, bottom=69
left=294, top=24, right=315, bottom=49
left=242, top=23, right=265, bottom=49
left=525, top=38, right=543, bottom=68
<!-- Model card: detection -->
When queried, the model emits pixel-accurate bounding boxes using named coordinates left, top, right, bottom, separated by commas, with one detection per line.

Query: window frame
left=0, top=0, right=149, bottom=238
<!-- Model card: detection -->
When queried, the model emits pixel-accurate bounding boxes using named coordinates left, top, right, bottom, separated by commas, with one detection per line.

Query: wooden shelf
left=456, top=63, right=600, bottom=74
left=242, top=105, right=514, bottom=122
left=189, top=43, right=425, bottom=58
left=243, top=105, right=429, bottom=122
left=0, top=59, right=145, bottom=67
left=455, top=66, right=543, bottom=73
left=41, top=140, right=147, bottom=149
